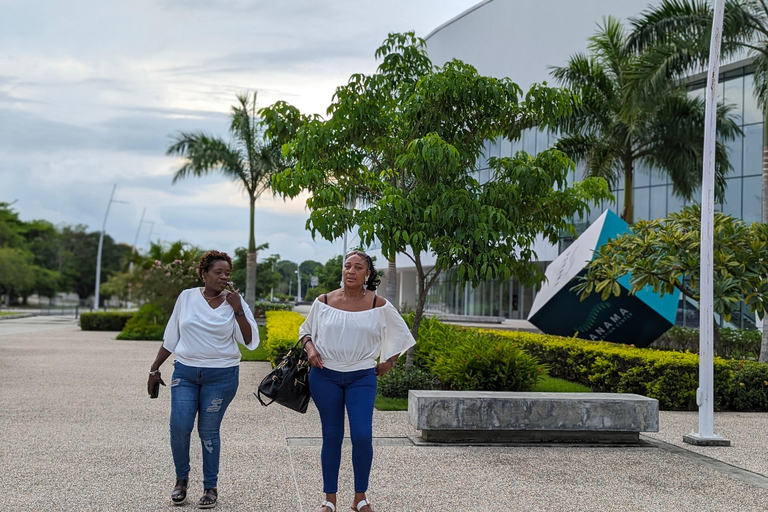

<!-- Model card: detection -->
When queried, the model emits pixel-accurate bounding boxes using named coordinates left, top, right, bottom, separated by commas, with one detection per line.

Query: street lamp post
left=94, top=184, right=127, bottom=311
left=683, top=0, right=729, bottom=447
left=295, top=269, right=302, bottom=302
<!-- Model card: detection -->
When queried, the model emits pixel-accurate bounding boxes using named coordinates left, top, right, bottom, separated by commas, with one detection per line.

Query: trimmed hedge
left=652, top=326, right=762, bottom=359
left=253, top=302, right=294, bottom=317
left=116, top=303, right=169, bottom=341
left=80, top=311, right=135, bottom=331
left=263, top=311, right=305, bottom=365
left=486, top=330, right=762, bottom=411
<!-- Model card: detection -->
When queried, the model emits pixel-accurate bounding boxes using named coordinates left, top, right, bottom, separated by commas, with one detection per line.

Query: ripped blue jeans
left=170, top=361, right=239, bottom=488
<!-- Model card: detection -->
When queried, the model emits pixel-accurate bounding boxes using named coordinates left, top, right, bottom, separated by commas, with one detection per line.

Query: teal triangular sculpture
left=527, top=210, right=679, bottom=347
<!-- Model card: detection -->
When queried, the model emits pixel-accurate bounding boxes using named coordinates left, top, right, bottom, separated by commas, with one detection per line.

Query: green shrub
left=651, top=325, right=761, bottom=359
left=432, top=329, right=545, bottom=391
left=253, top=302, right=294, bottom=317
left=302, top=287, right=328, bottom=303
left=264, top=311, right=305, bottom=365
left=80, top=311, right=135, bottom=331
left=377, top=364, right=435, bottom=398
left=116, top=304, right=170, bottom=341
left=722, top=360, right=768, bottom=411
left=488, top=330, right=733, bottom=410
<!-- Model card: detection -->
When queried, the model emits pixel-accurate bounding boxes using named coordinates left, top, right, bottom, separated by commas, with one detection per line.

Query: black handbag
left=255, top=340, right=311, bottom=413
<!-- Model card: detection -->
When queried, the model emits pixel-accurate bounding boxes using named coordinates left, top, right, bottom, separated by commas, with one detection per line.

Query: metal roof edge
left=424, top=0, right=493, bottom=41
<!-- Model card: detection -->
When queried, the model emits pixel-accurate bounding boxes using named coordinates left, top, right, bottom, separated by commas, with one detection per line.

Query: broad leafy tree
left=168, top=92, right=286, bottom=310
left=551, top=16, right=740, bottom=224
left=262, top=32, right=613, bottom=368
left=574, top=205, right=768, bottom=348
left=629, top=0, right=768, bottom=362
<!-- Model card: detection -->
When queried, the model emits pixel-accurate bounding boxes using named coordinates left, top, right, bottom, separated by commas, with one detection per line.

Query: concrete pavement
left=1, top=317, right=768, bottom=511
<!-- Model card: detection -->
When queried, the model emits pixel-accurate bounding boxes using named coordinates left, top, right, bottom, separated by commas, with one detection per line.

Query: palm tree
left=167, top=92, right=285, bottom=309
left=551, top=16, right=740, bottom=224
left=629, top=0, right=768, bottom=362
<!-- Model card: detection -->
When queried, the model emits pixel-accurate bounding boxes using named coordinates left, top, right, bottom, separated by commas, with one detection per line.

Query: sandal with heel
left=352, top=499, right=375, bottom=512
left=198, top=488, right=218, bottom=509
left=171, top=478, right=188, bottom=506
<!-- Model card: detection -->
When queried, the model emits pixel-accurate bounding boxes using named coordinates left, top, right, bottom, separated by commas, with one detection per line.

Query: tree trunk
left=760, top=106, right=768, bottom=363
left=622, top=157, right=634, bottom=224
left=245, top=196, right=257, bottom=310
left=405, top=254, right=426, bottom=372
left=386, top=256, right=397, bottom=308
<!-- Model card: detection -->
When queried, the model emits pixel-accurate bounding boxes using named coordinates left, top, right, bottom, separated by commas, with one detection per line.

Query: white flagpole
left=683, top=0, right=730, bottom=446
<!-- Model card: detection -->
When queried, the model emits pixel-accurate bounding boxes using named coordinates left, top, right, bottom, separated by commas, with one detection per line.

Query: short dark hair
left=345, top=250, right=380, bottom=291
left=197, top=250, right=232, bottom=280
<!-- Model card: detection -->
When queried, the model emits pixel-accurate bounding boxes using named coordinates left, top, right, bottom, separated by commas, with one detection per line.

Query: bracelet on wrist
left=235, top=309, right=245, bottom=317
left=149, top=370, right=161, bottom=375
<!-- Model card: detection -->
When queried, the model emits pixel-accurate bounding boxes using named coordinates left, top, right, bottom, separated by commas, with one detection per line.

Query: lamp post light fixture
left=94, top=184, right=127, bottom=311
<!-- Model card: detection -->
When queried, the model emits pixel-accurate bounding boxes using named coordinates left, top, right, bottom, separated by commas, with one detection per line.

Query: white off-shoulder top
left=298, top=297, right=416, bottom=372
left=163, top=288, right=260, bottom=368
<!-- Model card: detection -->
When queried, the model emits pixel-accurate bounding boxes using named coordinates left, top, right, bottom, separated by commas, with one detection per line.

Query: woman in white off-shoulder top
left=299, top=251, right=415, bottom=512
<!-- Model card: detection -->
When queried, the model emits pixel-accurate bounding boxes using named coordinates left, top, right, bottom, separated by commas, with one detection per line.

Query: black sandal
left=171, top=478, right=188, bottom=505
left=198, top=488, right=218, bottom=509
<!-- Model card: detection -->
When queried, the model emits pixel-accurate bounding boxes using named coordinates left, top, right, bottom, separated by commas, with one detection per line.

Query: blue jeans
left=170, top=361, right=239, bottom=488
left=308, top=366, right=377, bottom=494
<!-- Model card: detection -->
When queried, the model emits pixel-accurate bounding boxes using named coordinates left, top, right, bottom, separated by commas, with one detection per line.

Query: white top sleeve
left=162, top=288, right=260, bottom=368
left=298, top=297, right=415, bottom=372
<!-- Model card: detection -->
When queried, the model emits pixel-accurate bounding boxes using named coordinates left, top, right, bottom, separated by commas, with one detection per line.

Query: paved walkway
left=1, top=318, right=768, bottom=511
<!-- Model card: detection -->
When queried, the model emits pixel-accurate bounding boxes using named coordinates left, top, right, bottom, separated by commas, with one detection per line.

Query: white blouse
left=298, top=297, right=416, bottom=372
left=163, top=288, right=260, bottom=368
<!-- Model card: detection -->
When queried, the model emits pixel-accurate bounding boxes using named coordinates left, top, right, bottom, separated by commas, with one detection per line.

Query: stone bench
left=407, top=390, right=659, bottom=445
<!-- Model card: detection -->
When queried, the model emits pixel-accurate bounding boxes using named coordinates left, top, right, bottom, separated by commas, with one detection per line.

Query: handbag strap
left=254, top=389, right=275, bottom=407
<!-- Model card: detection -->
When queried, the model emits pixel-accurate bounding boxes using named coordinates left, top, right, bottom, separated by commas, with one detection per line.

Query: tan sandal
left=352, top=499, right=375, bottom=512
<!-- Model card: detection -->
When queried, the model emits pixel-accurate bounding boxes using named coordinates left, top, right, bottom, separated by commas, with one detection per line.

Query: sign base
left=683, top=432, right=731, bottom=446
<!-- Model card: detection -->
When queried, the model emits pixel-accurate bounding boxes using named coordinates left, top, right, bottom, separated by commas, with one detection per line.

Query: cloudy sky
left=0, top=0, right=478, bottom=265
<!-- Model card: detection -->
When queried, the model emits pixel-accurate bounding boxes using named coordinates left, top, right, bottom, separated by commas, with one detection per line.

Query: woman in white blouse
left=147, top=250, right=259, bottom=509
left=300, top=250, right=416, bottom=512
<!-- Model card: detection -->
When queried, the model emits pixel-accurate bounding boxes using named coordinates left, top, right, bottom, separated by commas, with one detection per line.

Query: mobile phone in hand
left=226, top=281, right=235, bottom=292
left=150, top=381, right=160, bottom=399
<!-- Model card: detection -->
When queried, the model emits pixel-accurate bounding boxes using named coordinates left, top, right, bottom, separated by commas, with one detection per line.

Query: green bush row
left=263, top=310, right=305, bottom=365
left=488, top=329, right=768, bottom=411
left=651, top=326, right=762, bottom=359
left=80, top=312, right=135, bottom=331
left=116, top=304, right=169, bottom=341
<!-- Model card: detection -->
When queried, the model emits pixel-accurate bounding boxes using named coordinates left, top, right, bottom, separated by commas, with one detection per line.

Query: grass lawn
left=239, top=325, right=269, bottom=362
left=533, top=376, right=592, bottom=393
left=0, top=311, right=20, bottom=316
left=375, top=396, right=408, bottom=411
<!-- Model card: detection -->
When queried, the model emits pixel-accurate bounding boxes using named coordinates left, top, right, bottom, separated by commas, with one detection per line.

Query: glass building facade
left=423, top=63, right=763, bottom=329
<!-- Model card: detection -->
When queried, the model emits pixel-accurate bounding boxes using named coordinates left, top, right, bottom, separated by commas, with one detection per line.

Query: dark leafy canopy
left=574, top=205, right=768, bottom=321
left=261, top=32, right=612, bottom=353
left=551, top=17, right=740, bottom=224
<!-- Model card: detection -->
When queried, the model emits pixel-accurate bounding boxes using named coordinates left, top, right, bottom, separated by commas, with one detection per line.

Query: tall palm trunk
left=386, top=257, right=397, bottom=307
left=760, top=106, right=768, bottom=363
left=622, top=157, right=635, bottom=224
left=245, top=195, right=257, bottom=310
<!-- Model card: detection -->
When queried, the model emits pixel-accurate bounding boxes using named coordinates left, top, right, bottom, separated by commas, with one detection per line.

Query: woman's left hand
left=225, top=289, right=243, bottom=310
left=375, top=362, right=391, bottom=377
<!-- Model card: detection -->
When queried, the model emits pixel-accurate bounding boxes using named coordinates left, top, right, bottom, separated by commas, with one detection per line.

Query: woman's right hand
left=147, top=371, right=166, bottom=396
left=304, top=340, right=324, bottom=368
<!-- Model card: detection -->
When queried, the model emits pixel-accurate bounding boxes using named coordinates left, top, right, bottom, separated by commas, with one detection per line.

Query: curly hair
left=197, top=250, right=232, bottom=280
left=345, top=250, right=380, bottom=291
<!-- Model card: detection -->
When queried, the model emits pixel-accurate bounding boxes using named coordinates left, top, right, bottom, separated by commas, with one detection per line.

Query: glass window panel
left=489, top=137, right=501, bottom=159
left=523, top=128, right=536, bottom=156
left=510, top=136, right=520, bottom=156
left=499, top=137, right=512, bottom=158
left=743, top=123, right=763, bottom=176
left=634, top=161, right=651, bottom=187
left=615, top=188, right=624, bottom=218
left=743, top=175, right=762, bottom=223
left=535, top=127, right=548, bottom=154
left=634, top=187, right=650, bottom=221
left=650, top=185, right=667, bottom=219
left=688, top=86, right=705, bottom=102
left=723, top=75, right=744, bottom=124
left=667, top=185, right=685, bottom=215
left=722, top=177, right=741, bottom=218
left=744, top=73, right=762, bottom=124
left=725, top=133, right=743, bottom=177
